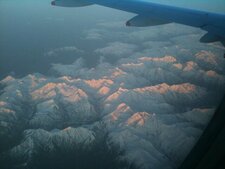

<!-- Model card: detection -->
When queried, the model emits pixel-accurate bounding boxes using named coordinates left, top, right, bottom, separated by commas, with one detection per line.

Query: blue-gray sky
left=0, top=0, right=225, bottom=78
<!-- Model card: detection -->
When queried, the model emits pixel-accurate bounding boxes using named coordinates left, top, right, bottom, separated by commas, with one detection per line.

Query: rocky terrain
left=1, top=50, right=224, bottom=169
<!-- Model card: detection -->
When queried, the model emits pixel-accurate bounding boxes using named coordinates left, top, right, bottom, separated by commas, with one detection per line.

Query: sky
left=0, top=0, right=225, bottom=78
left=148, top=0, right=225, bottom=12
left=0, top=1, right=225, bottom=168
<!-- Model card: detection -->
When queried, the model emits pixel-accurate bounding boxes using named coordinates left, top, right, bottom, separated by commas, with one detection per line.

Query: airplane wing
left=51, top=0, right=225, bottom=47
